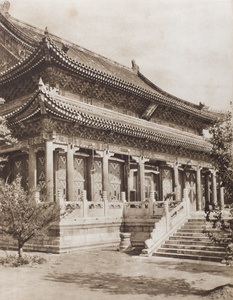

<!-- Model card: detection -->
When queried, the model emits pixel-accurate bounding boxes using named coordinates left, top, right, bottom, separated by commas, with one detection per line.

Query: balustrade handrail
left=141, top=188, right=190, bottom=257
left=169, top=201, right=184, bottom=219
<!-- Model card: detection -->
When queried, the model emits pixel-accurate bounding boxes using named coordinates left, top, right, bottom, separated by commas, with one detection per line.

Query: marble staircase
left=153, top=217, right=231, bottom=262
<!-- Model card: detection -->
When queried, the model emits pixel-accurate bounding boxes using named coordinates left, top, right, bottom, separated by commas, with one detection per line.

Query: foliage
left=0, top=252, right=47, bottom=267
left=0, top=115, right=17, bottom=163
left=0, top=176, right=71, bottom=257
left=203, top=207, right=233, bottom=265
left=209, top=111, right=233, bottom=203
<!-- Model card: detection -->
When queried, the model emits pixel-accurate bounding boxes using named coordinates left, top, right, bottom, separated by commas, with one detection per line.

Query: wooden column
left=28, top=146, right=37, bottom=193
left=220, top=187, right=224, bottom=210
left=102, top=150, right=109, bottom=200
left=205, top=172, right=211, bottom=204
left=45, top=140, right=54, bottom=202
left=67, top=144, right=74, bottom=201
left=138, top=156, right=145, bottom=201
left=196, top=166, right=202, bottom=211
left=211, top=170, right=217, bottom=206
left=87, top=155, right=94, bottom=201
left=173, top=163, right=179, bottom=201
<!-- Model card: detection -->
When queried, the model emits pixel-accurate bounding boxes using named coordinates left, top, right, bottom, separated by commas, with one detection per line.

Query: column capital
left=96, top=149, right=114, bottom=158
left=192, top=165, right=203, bottom=171
left=210, top=169, right=217, bottom=176
left=132, top=156, right=149, bottom=164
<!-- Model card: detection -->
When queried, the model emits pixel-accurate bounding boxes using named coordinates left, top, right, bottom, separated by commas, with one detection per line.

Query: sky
left=6, top=0, right=233, bottom=111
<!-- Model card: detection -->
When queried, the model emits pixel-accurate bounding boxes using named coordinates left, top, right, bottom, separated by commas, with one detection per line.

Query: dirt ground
left=0, top=247, right=232, bottom=300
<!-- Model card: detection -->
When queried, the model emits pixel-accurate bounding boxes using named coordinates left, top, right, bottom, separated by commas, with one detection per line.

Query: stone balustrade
left=141, top=188, right=190, bottom=256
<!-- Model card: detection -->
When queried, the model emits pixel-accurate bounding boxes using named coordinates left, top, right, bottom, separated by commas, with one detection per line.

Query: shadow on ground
left=145, top=260, right=232, bottom=277
left=45, top=271, right=207, bottom=297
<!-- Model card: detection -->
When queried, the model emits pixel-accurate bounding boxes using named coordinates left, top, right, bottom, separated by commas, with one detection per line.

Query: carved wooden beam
left=141, top=103, right=159, bottom=120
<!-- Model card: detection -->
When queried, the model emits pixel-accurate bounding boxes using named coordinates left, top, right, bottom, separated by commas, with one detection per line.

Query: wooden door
left=109, top=161, right=123, bottom=201
left=73, top=156, right=86, bottom=201
left=55, top=153, right=67, bottom=201
left=184, top=171, right=197, bottom=211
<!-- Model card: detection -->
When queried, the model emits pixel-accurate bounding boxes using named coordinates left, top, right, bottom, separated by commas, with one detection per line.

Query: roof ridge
left=6, top=13, right=135, bottom=75
left=138, top=71, right=200, bottom=110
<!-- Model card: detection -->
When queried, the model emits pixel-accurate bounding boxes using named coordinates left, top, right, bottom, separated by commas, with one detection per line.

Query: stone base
left=0, top=217, right=123, bottom=254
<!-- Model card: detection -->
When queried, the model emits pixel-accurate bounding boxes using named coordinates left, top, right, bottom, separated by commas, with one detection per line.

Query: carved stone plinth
left=119, top=232, right=132, bottom=252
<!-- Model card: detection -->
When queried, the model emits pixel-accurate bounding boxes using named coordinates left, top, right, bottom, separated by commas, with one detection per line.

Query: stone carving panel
left=73, top=156, right=86, bottom=201
left=109, top=161, right=122, bottom=201
left=37, top=151, right=46, bottom=200
left=56, top=153, right=67, bottom=201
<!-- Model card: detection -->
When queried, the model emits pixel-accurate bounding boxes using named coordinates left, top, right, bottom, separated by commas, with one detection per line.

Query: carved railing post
left=121, top=191, right=126, bottom=203
left=35, top=191, right=40, bottom=203
left=164, top=201, right=170, bottom=232
left=149, top=190, right=154, bottom=216
left=57, top=189, right=64, bottom=206
left=82, top=190, right=88, bottom=218
left=183, top=188, right=190, bottom=217
left=103, top=191, right=108, bottom=217
left=220, top=187, right=224, bottom=210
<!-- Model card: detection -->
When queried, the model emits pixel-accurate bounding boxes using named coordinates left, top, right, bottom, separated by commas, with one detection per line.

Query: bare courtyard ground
left=0, top=247, right=232, bottom=300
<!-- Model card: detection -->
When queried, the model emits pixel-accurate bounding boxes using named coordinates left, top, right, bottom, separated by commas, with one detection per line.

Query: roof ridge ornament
left=44, top=27, right=49, bottom=35
left=38, top=77, right=47, bottom=94
left=62, top=43, right=69, bottom=54
left=0, top=1, right=10, bottom=16
left=0, top=97, right=5, bottom=104
left=131, top=59, right=139, bottom=74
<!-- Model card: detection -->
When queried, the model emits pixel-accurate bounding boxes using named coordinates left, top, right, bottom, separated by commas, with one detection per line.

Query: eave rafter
left=0, top=12, right=37, bottom=51
left=0, top=35, right=215, bottom=124
left=4, top=89, right=212, bottom=153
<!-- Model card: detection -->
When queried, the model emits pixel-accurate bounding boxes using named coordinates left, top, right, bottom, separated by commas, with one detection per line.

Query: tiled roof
left=0, top=11, right=216, bottom=123
left=4, top=88, right=212, bottom=153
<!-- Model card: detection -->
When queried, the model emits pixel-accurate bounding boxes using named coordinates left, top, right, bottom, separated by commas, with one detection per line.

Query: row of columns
left=28, top=140, right=224, bottom=209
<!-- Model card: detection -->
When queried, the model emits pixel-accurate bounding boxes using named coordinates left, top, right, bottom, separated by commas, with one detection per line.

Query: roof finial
left=0, top=98, right=5, bottom=104
left=62, top=43, right=69, bottom=54
left=0, top=1, right=10, bottom=16
left=44, top=27, right=49, bottom=35
left=131, top=59, right=139, bottom=74
left=38, top=77, right=47, bottom=93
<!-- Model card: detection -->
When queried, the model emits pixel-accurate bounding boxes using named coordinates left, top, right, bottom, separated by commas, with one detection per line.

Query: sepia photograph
left=0, top=0, right=232, bottom=299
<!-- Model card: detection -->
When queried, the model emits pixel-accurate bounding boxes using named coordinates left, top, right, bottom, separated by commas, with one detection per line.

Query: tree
left=0, top=176, right=70, bottom=257
left=209, top=111, right=233, bottom=204
left=0, top=115, right=17, bottom=164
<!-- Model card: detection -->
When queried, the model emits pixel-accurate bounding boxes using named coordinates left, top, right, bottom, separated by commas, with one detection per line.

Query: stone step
left=180, top=225, right=209, bottom=229
left=182, top=229, right=229, bottom=234
left=153, top=252, right=223, bottom=262
left=174, top=232, right=208, bottom=237
left=165, top=239, right=224, bottom=246
left=161, top=243, right=225, bottom=252
left=156, top=247, right=224, bottom=257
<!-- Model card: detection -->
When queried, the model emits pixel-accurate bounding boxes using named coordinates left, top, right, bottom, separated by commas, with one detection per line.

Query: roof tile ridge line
left=0, top=42, right=19, bottom=61
left=48, top=38, right=213, bottom=121
left=0, top=21, right=35, bottom=51
left=8, top=13, right=135, bottom=74
left=4, top=91, right=39, bottom=118
left=44, top=92, right=211, bottom=150
left=138, top=70, right=200, bottom=110
left=0, top=12, right=38, bottom=47
left=138, top=70, right=214, bottom=120
left=52, top=94, right=206, bottom=140
left=0, top=41, right=44, bottom=79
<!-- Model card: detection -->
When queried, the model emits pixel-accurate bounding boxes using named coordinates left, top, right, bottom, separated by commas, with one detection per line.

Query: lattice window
left=55, top=153, right=67, bottom=201
left=184, top=171, right=197, bottom=210
left=109, top=161, right=122, bottom=201
left=37, top=151, right=46, bottom=200
left=74, top=156, right=86, bottom=201
left=162, top=168, right=173, bottom=200
left=12, top=155, right=28, bottom=189
left=93, top=159, right=102, bottom=202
